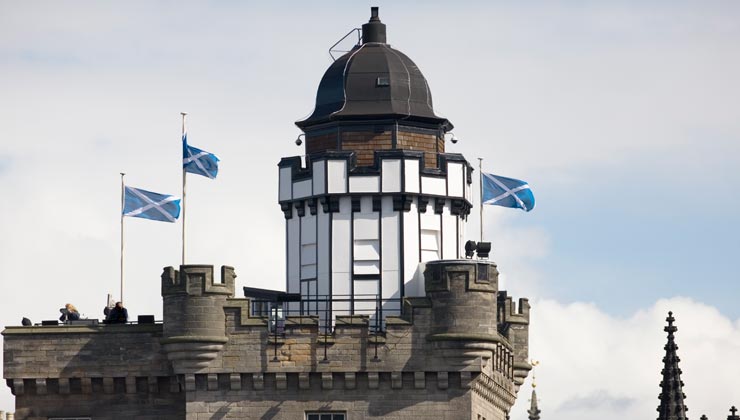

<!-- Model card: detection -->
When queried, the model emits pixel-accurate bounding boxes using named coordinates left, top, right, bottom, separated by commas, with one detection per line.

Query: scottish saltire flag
left=183, top=132, right=219, bottom=179
left=123, top=186, right=181, bottom=222
left=482, top=172, right=535, bottom=212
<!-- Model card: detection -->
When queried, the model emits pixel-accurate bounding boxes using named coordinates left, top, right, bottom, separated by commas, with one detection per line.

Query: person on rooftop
left=59, top=303, right=80, bottom=323
left=105, top=302, right=128, bottom=324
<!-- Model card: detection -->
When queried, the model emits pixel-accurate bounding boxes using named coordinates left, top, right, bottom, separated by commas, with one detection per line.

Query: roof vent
left=362, top=7, right=386, bottom=44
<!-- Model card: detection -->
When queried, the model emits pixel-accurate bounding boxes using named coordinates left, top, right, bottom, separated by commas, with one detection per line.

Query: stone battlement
left=3, top=260, right=529, bottom=419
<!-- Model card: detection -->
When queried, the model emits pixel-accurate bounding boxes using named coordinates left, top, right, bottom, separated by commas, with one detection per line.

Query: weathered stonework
left=3, top=261, right=530, bottom=419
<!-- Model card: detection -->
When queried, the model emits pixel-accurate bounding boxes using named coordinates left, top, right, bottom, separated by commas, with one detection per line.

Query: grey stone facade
left=3, top=260, right=530, bottom=419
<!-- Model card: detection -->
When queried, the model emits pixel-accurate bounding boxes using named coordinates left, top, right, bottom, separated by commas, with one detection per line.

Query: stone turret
left=498, top=291, right=531, bottom=388
left=425, top=260, right=499, bottom=337
left=161, top=265, right=236, bottom=372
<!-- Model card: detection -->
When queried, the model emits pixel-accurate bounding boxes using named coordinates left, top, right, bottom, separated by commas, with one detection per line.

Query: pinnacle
left=657, top=311, right=688, bottom=420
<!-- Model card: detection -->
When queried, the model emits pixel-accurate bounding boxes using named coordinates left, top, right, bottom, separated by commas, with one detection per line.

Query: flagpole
left=181, top=112, right=187, bottom=267
left=478, top=157, right=483, bottom=243
left=120, top=172, right=125, bottom=304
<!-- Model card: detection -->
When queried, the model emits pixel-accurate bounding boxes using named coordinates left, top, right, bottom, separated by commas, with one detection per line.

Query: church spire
left=657, top=311, right=688, bottom=420
left=528, top=388, right=542, bottom=420
left=528, top=360, right=541, bottom=420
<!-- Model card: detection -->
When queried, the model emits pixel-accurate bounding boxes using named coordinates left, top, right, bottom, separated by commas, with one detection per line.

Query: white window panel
left=331, top=197, right=352, bottom=273
left=441, top=208, right=457, bottom=259
left=349, top=175, right=380, bottom=193
left=327, top=160, right=347, bottom=193
left=402, top=200, right=420, bottom=283
left=381, top=159, right=401, bottom=192
left=381, top=269, right=399, bottom=300
left=381, top=197, right=399, bottom=271
left=312, top=160, right=326, bottom=195
left=317, top=210, right=330, bottom=284
left=354, top=279, right=379, bottom=314
left=293, top=179, right=312, bottom=199
left=421, top=176, right=446, bottom=196
left=354, top=239, right=380, bottom=260
left=301, top=264, right=317, bottom=280
left=420, top=211, right=440, bottom=230
left=421, top=249, right=440, bottom=262
left=353, top=278, right=379, bottom=296
left=353, top=213, right=379, bottom=240
left=447, top=162, right=464, bottom=197
left=301, top=244, right=317, bottom=265
left=354, top=260, right=380, bottom=275
left=279, top=167, right=293, bottom=201
left=404, top=159, right=420, bottom=193
left=420, top=229, right=440, bottom=251
left=301, top=214, right=316, bottom=244
left=287, top=216, right=300, bottom=293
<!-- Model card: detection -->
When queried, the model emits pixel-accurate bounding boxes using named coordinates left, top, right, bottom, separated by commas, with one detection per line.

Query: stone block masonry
left=3, top=261, right=529, bottom=419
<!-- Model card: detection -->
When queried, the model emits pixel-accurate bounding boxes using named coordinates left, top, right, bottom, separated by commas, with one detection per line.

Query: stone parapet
left=3, top=261, right=530, bottom=418
left=2, top=323, right=167, bottom=381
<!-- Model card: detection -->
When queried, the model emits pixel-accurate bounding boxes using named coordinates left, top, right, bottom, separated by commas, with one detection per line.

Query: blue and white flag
left=183, top=131, right=219, bottom=179
left=482, top=172, right=535, bottom=212
left=123, top=186, right=181, bottom=222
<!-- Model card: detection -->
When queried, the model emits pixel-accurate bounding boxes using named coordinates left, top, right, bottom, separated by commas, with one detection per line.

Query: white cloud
left=510, top=297, right=740, bottom=420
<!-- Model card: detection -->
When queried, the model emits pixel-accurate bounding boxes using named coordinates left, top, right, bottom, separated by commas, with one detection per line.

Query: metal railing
left=250, top=294, right=401, bottom=362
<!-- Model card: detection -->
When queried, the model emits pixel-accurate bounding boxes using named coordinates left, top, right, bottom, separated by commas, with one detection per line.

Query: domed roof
left=296, top=9, right=452, bottom=130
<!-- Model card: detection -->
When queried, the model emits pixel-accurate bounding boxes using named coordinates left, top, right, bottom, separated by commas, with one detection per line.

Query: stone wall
left=3, top=261, right=530, bottom=419
left=183, top=372, right=472, bottom=420
left=3, top=324, right=181, bottom=419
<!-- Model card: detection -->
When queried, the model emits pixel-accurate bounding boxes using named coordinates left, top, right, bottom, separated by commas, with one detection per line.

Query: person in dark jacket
left=59, top=303, right=81, bottom=322
left=105, top=302, right=128, bottom=324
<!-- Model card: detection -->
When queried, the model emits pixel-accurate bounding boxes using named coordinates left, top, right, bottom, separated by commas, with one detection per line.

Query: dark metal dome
left=296, top=8, right=452, bottom=130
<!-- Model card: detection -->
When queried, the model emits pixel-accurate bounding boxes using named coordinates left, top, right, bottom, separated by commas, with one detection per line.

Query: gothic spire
left=728, top=406, right=739, bottom=420
left=528, top=388, right=542, bottom=420
left=657, top=311, right=688, bottom=420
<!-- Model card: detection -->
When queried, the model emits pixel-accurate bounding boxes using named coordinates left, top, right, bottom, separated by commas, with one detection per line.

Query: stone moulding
left=426, top=332, right=503, bottom=343
left=2, top=324, right=162, bottom=335
left=8, top=375, right=181, bottom=396
left=7, top=371, right=488, bottom=395
left=472, top=371, right=517, bottom=414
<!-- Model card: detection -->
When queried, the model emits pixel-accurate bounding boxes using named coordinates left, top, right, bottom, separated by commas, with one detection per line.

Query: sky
left=1, top=1, right=739, bottom=418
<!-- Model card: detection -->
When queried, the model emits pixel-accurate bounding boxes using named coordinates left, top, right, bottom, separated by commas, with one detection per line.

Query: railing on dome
left=328, top=28, right=361, bottom=61
left=249, top=294, right=402, bottom=362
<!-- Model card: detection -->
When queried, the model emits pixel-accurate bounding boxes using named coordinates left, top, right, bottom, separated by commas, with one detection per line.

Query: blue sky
left=1, top=1, right=739, bottom=417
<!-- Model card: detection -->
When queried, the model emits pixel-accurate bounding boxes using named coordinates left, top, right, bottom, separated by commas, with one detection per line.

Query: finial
left=370, top=6, right=380, bottom=22
left=530, top=359, right=540, bottom=388
left=361, top=7, right=387, bottom=44
left=730, top=406, right=739, bottom=420
left=665, top=311, right=677, bottom=334
left=700, top=415, right=708, bottom=420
